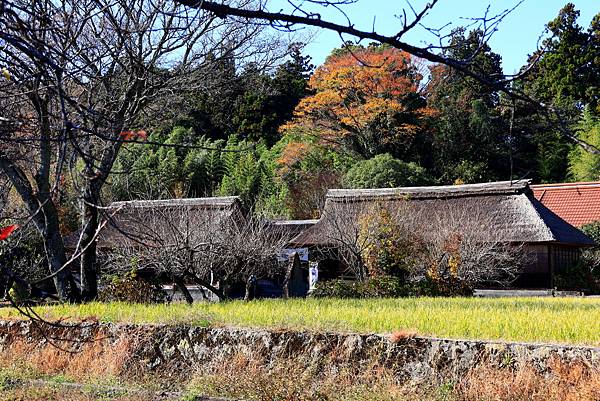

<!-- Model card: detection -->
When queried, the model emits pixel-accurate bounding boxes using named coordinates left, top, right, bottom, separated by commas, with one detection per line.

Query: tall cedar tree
left=517, top=4, right=600, bottom=182
left=425, top=29, right=509, bottom=184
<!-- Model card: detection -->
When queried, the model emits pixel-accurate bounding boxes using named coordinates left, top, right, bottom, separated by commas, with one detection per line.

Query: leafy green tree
left=569, top=109, right=600, bottom=181
left=426, top=29, right=508, bottom=183
left=217, top=136, right=288, bottom=212
left=343, top=154, right=430, bottom=189
left=218, top=137, right=264, bottom=207
left=582, top=221, right=600, bottom=244
left=524, top=4, right=600, bottom=116
left=514, top=5, right=600, bottom=183
left=271, top=128, right=357, bottom=218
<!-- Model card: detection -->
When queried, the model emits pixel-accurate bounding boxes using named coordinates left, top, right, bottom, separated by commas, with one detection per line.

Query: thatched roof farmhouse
left=66, top=196, right=245, bottom=250
left=290, top=180, right=594, bottom=288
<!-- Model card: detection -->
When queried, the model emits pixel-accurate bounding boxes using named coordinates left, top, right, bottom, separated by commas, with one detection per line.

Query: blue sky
left=277, top=0, right=598, bottom=74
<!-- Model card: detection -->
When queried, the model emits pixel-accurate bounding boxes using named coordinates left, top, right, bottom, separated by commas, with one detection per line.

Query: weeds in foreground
left=0, top=334, right=132, bottom=383
left=185, top=353, right=600, bottom=401
left=1, top=321, right=600, bottom=401
left=456, top=358, right=600, bottom=401
left=0, top=385, right=151, bottom=401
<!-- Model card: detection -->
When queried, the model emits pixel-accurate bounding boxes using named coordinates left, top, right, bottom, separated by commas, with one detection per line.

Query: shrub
left=554, top=261, right=595, bottom=292
left=358, top=203, right=424, bottom=280
left=581, top=221, right=600, bottom=244
left=343, top=153, right=430, bottom=189
left=571, top=221, right=600, bottom=293
left=310, top=277, right=410, bottom=298
left=311, top=279, right=362, bottom=298
left=311, top=276, right=472, bottom=299
left=98, top=270, right=166, bottom=303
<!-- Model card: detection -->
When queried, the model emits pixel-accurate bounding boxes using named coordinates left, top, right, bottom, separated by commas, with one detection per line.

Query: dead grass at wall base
left=457, top=358, right=600, bottom=401
left=0, top=334, right=132, bottom=383
left=1, top=328, right=600, bottom=401
left=188, top=353, right=600, bottom=401
left=0, top=384, right=154, bottom=401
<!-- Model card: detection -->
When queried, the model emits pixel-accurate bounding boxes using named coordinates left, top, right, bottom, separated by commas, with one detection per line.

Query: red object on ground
left=0, top=224, right=19, bottom=241
left=531, top=182, right=600, bottom=227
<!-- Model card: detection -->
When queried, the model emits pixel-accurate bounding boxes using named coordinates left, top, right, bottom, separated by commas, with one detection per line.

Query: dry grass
left=457, top=359, right=600, bottom=401
left=186, top=352, right=425, bottom=401
left=187, top=352, right=600, bottom=401
left=0, top=313, right=599, bottom=400
left=0, top=385, right=151, bottom=401
left=1, top=337, right=600, bottom=401
left=389, top=329, right=418, bottom=343
left=0, top=335, right=132, bottom=383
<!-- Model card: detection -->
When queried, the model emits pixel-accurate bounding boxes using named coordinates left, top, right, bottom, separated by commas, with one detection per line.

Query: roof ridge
left=531, top=181, right=600, bottom=189
left=327, top=180, right=531, bottom=201
left=109, top=196, right=241, bottom=209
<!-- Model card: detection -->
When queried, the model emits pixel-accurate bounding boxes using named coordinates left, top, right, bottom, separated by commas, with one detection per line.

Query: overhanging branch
left=173, top=0, right=600, bottom=155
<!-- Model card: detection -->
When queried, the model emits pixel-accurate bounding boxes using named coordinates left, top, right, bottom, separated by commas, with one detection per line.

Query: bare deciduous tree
left=105, top=205, right=288, bottom=302
left=0, top=0, right=290, bottom=301
left=319, top=197, right=527, bottom=287
left=418, top=202, right=528, bottom=287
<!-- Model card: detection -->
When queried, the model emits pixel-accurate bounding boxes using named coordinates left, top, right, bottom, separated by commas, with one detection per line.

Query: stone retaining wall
left=0, top=320, right=598, bottom=383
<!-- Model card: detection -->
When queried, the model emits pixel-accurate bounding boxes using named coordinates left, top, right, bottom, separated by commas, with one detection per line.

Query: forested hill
left=109, top=4, right=600, bottom=220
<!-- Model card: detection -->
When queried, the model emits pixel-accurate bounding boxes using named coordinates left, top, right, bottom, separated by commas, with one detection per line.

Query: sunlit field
left=2, top=297, right=600, bottom=345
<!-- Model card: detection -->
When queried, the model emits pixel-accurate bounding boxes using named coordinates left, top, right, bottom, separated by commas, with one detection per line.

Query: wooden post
left=283, top=252, right=300, bottom=299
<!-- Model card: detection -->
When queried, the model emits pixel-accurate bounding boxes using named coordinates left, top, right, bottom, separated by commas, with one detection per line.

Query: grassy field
left=1, top=297, right=600, bottom=345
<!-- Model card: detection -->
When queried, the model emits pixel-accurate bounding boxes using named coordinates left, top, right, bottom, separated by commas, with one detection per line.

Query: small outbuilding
left=289, top=180, right=595, bottom=288
left=532, top=181, right=600, bottom=228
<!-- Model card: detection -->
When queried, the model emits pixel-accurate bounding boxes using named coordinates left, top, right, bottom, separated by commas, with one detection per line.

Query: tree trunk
left=44, top=220, right=75, bottom=301
left=244, top=280, right=253, bottom=301
left=0, top=99, right=75, bottom=302
left=283, top=252, right=299, bottom=299
left=186, top=273, right=225, bottom=301
left=173, top=277, right=193, bottom=304
left=79, top=193, right=99, bottom=302
left=78, top=131, right=123, bottom=302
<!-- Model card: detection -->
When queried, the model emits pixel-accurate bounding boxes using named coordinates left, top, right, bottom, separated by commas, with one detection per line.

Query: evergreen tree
left=343, top=154, right=431, bottom=189
left=515, top=4, right=600, bottom=183
left=426, top=29, right=508, bottom=183
left=524, top=4, right=599, bottom=116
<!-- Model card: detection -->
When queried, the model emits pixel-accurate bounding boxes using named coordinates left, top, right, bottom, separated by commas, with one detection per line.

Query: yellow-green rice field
left=1, top=297, right=599, bottom=345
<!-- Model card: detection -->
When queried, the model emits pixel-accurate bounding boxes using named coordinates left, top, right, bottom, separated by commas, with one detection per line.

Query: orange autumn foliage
left=276, top=140, right=311, bottom=176
left=119, top=130, right=147, bottom=141
left=282, top=46, right=436, bottom=157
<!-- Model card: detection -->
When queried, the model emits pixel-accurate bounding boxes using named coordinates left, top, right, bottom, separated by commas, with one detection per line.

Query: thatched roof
left=264, top=219, right=318, bottom=244
left=65, top=196, right=244, bottom=250
left=289, top=181, right=595, bottom=247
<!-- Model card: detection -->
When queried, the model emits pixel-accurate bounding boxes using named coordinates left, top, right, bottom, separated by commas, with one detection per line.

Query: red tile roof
left=531, top=182, right=600, bottom=227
